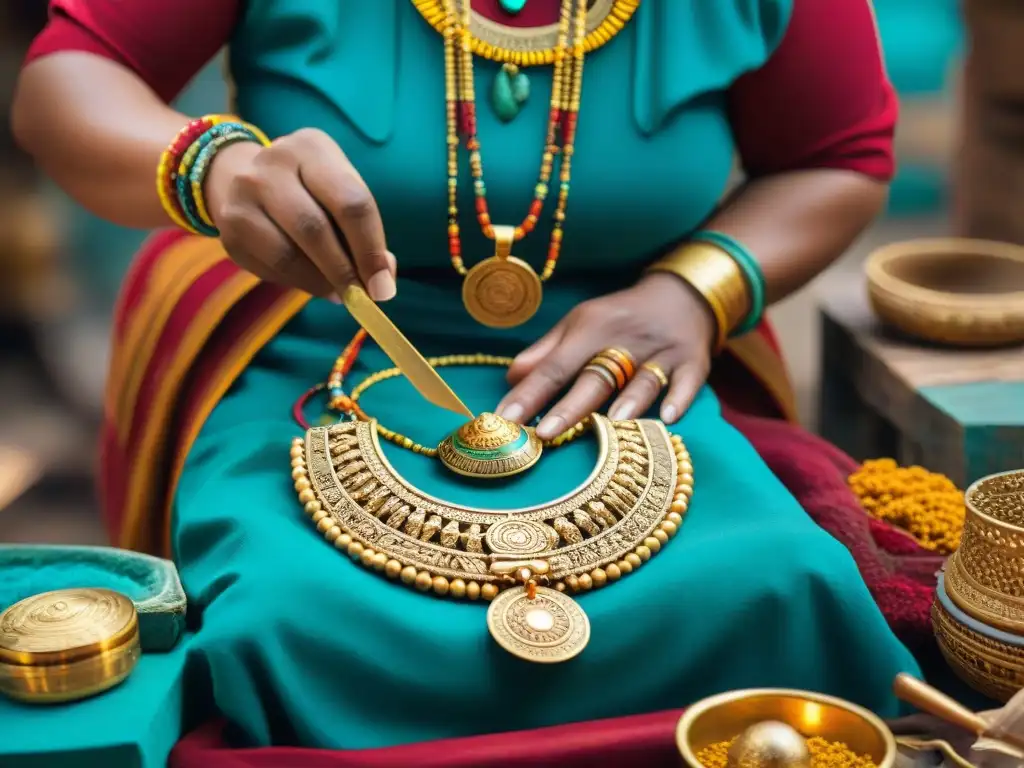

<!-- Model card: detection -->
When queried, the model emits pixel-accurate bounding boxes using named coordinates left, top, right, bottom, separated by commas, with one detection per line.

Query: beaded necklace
left=446, top=0, right=588, bottom=329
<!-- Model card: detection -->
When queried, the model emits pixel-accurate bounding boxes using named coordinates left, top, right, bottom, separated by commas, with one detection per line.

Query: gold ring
left=586, top=356, right=626, bottom=389
left=599, top=348, right=636, bottom=380
left=641, top=361, right=669, bottom=389
left=583, top=363, right=619, bottom=391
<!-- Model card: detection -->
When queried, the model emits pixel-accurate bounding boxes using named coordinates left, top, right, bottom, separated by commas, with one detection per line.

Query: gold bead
left=304, top=500, right=321, bottom=516
left=667, top=512, right=683, bottom=526
left=291, top=467, right=306, bottom=480
left=625, top=553, right=642, bottom=568
left=466, top=581, right=481, bottom=601
left=450, top=578, right=467, bottom=599
left=290, top=445, right=304, bottom=458
left=360, top=548, right=376, bottom=567
left=635, top=545, right=652, bottom=562
left=347, top=541, right=364, bottom=559
left=415, top=571, right=433, bottom=591
left=294, top=477, right=311, bottom=492
left=618, top=559, right=633, bottom=574
left=336, top=533, right=352, bottom=549
left=400, top=565, right=418, bottom=585
left=316, top=516, right=333, bottom=533
left=678, top=472, right=694, bottom=485
left=566, top=575, right=580, bottom=592
left=643, top=536, right=661, bottom=553
left=324, top=526, right=341, bottom=543
left=385, top=559, right=403, bottom=579
left=605, top=563, right=621, bottom=581
left=653, top=528, right=669, bottom=544
left=555, top=581, right=566, bottom=591
left=372, top=552, right=389, bottom=571
left=577, top=573, right=593, bottom=591
left=481, top=583, right=499, bottom=601
left=298, top=489, right=316, bottom=505
left=432, top=576, right=450, bottom=596
left=311, top=508, right=328, bottom=524
left=671, top=501, right=688, bottom=514
left=660, top=520, right=678, bottom=537
left=679, top=460, right=694, bottom=474
left=591, top=568, right=607, bottom=588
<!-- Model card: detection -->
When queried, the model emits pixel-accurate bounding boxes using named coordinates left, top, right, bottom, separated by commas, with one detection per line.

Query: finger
left=219, top=204, right=332, bottom=296
left=535, top=366, right=618, bottom=440
left=300, top=153, right=393, bottom=301
left=505, top=322, right=567, bottom=386
left=608, top=352, right=675, bottom=421
left=661, top=360, right=711, bottom=424
left=496, top=330, right=595, bottom=426
left=260, top=173, right=359, bottom=295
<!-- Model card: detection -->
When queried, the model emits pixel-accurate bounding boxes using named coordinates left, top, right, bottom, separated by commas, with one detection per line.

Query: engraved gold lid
left=0, top=588, right=140, bottom=703
left=437, top=412, right=543, bottom=479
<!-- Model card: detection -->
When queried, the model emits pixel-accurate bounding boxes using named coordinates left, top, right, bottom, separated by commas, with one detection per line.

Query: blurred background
left=0, top=0, right=963, bottom=543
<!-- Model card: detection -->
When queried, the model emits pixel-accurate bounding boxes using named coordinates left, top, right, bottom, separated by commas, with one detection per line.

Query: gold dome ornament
left=438, top=412, right=543, bottom=479
left=0, top=588, right=141, bottom=704
left=727, top=721, right=812, bottom=768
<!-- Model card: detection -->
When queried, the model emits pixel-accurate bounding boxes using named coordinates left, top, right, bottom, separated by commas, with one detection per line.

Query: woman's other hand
left=205, top=127, right=396, bottom=301
left=497, top=273, right=717, bottom=438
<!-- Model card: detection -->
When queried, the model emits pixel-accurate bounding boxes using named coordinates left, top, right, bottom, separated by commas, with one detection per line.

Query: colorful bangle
left=156, top=115, right=229, bottom=233
left=189, top=131, right=256, bottom=228
left=691, top=230, right=766, bottom=336
left=645, top=243, right=748, bottom=353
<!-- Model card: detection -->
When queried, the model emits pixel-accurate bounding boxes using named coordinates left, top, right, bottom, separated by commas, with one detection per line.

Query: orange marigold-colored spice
left=848, top=458, right=964, bottom=554
left=694, top=735, right=878, bottom=768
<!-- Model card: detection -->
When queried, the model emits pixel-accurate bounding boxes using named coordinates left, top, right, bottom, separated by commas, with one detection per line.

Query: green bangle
left=691, top=230, right=765, bottom=336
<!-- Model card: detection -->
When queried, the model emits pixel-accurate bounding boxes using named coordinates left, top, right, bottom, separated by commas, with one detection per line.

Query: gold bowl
left=675, top=689, right=896, bottom=768
left=933, top=572, right=1024, bottom=702
left=865, top=238, right=1024, bottom=346
left=944, top=469, right=1024, bottom=635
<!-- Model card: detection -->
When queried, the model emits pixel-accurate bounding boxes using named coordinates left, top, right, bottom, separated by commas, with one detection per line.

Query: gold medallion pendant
left=0, top=588, right=140, bottom=703
left=462, top=225, right=543, bottom=328
left=291, top=414, right=695, bottom=663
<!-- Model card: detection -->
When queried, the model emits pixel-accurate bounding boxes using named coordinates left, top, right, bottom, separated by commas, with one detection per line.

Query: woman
left=14, top=0, right=933, bottom=760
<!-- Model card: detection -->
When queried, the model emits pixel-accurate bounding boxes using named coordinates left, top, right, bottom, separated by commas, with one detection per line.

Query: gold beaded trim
left=289, top=415, right=692, bottom=603
left=411, top=0, right=640, bottom=66
left=345, top=354, right=590, bottom=457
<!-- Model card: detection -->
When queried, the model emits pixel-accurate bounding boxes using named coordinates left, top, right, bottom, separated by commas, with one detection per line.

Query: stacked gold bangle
left=584, top=347, right=636, bottom=391
left=646, top=242, right=752, bottom=353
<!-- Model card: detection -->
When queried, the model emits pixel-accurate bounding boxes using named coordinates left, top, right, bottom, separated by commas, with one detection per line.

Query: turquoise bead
left=498, top=0, right=528, bottom=14
left=491, top=65, right=530, bottom=123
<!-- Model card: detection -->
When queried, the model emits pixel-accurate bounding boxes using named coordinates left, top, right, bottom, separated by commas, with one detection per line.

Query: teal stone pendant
left=491, top=64, right=531, bottom=123
left=498, top=0, right=528, bottom=14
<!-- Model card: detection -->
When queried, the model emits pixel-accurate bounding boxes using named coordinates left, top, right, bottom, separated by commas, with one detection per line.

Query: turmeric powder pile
left=848, top=458, right=964, bottom=554
left=695, top=735, right=878, bottom=768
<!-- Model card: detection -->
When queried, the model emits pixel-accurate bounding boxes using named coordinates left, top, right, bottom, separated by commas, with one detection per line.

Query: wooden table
left=818, top=283, right=1024, bottom=487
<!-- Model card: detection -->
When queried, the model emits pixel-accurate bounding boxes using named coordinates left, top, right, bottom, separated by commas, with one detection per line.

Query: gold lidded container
left=0, top=588, right=141, bottom=704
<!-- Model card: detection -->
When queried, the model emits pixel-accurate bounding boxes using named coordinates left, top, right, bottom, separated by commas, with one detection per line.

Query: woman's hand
left=497, top=273, right=717, bottom=438
left=204, top=128, right=396, bottom=301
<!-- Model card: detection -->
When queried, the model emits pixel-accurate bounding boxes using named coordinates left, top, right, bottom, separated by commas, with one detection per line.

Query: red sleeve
left=23, top=0, right=240, bottom=103
left=728, top=0, right=897, bottom=181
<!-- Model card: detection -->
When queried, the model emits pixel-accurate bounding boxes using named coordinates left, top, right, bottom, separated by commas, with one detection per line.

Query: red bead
left=474, top=198, right=488, bottom=214
left=529, top=200, right=544, bottom=217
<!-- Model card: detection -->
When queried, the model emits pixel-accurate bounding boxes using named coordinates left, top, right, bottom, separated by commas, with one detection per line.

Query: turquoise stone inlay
left=491, top=64, right=531, bottom=123
left=499, top=0, right=528, bottom=15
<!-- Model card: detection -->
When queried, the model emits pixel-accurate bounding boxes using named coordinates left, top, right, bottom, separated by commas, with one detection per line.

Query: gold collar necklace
left=290, top=414, right=693, bottom=663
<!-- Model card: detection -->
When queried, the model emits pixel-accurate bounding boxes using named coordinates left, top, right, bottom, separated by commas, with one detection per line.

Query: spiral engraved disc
left=0, top=588, right=137, bottom=665
left=462, top=256, right=543, bottom=328
left=487, top=586, right=590, bottom=663
left=485, top=519, right=551, bottom=555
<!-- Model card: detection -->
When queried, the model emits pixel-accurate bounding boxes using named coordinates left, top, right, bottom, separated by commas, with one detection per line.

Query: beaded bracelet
left=189, top=131, right=257, bottom=229
left=691, top=230, right=766, bottom=336
left=156, top=115, right=229, bottom=232
left=175, top=122, right=257, bottom=235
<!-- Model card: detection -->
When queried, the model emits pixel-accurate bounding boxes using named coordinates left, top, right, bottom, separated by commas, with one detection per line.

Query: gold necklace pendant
left=462, top=225, right=543, bottom=328
left=487, top=583, right=591, bottom=663
left=438, top=412, right=543, bottom=478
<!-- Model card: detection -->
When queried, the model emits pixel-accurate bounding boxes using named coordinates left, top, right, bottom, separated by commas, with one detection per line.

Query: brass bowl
left=0, top=588, right=141, bottom=704
left=933, top=572, right=1024, bottom=702
left=865, top=238, right=1024, bottom=346
left=944, top=470, right=1024, bottom=634
left=675, top=689, right=896, bottom=768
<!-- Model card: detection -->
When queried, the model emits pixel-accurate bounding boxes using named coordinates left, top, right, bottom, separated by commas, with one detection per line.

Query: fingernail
left=662, top=404, right=678, bottom=423
left=536, top=414, right=565, bottom=439
left=499, top=403, right=524, bottom=424
left=326, top=293, right=342, bottom=305
left=609, top=401, right=634, bottom=421
left=367, top=270, right=397, bottom=302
